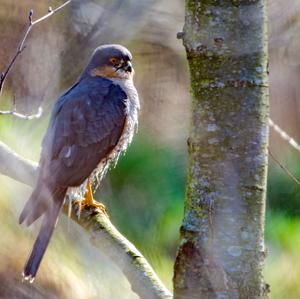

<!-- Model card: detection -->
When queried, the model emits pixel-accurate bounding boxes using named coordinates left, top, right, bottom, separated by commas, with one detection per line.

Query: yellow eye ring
left=110, top=57, right=119, bottom=65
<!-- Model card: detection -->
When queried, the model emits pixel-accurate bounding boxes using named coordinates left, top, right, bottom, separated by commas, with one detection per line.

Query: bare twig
left=268, top=148, right=300, bottom=187
left=269, top=118, right=300, bottom=153
left=268, top=118, right=300, bottom=186
left=0, top=0, right=72, bottom=117
left=0, top=107, right=43, bottom=119
left=0, top=140, right=172, bottom=299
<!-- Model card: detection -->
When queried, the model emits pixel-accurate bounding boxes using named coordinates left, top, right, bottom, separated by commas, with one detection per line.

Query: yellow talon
left=75, top=179, right=108, bottom=217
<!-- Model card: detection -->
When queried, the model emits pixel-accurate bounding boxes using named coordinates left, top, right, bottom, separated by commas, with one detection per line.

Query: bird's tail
left=19, top=181, right=55, bottom=226
left=22, top=187, right=67, bottom=282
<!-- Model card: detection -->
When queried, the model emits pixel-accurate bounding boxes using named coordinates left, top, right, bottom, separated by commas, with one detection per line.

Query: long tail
left=22, top=188, right=67, bottom=282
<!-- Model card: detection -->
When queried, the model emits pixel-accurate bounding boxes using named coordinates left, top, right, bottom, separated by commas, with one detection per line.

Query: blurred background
left=0, top=0, right=299, bottom=298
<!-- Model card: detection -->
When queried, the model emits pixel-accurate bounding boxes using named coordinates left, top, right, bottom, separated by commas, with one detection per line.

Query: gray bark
left=173, top=1, right=269, bottom=298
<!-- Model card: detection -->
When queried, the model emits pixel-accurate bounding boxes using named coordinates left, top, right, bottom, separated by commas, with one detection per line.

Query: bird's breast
left=111, top=77, right=140, bottom=136
left=89, top=78, right=139, bottom=185
left=111, top=78, right=139, bottom=155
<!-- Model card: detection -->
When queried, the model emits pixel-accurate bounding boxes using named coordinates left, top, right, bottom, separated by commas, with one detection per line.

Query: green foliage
left=265, top=212, right=300, bottom=299
left=265, top=154, right=300, bottom=298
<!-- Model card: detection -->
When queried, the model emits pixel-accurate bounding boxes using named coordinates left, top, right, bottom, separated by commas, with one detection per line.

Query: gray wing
left=39, top=76, right=127, bottom=188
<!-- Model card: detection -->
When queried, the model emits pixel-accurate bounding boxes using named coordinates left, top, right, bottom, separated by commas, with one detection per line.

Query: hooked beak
left=115, top=61, right=133, bottom=73
left=124, top=61, right=132, bottom=73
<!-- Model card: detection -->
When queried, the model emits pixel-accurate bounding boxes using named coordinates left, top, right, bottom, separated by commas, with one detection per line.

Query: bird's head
left=86, top=44, right=134, bottom=80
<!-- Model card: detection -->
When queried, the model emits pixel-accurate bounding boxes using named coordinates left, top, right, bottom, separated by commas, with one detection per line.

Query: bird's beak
left=123, top=61, right=133, bottom=73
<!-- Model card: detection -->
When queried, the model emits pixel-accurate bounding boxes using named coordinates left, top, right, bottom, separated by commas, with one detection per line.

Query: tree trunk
left=173, top=1, right=269, bottom=298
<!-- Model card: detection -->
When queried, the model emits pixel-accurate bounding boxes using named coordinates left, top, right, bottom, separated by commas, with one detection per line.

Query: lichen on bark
left=174, top=0, right=269, bottom=298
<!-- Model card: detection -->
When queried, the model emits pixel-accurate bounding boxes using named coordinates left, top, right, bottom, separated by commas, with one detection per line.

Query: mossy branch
left=0, top=140, right=172, bottom=299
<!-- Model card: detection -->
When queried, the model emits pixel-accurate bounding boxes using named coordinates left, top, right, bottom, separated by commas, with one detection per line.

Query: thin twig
left=268, top=148, right=300, bottom=187
left=0, top=107, right=43, bottom=120
left=269, top=118, right=300, bottom=186
left=0, top=0, right=72, bottom=117
left=269, top=118, right=300, bottom=153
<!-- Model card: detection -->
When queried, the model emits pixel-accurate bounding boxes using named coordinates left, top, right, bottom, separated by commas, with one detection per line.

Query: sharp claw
left=74, top=199, right=108, bottom=217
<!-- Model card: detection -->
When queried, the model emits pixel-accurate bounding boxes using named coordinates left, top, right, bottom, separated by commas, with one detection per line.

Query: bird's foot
left=76, top=198, right=108, bottom=217
left=75, top=179, right=108, bottom=217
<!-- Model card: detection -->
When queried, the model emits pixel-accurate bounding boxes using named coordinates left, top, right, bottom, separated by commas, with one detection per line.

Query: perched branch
left=0, top=140, right=172, bottom=299
left=0, top=0, right=72, bottom=118
left=0, top=141, right=37, bottom=186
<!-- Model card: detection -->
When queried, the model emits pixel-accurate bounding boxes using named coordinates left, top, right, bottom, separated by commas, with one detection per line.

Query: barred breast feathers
left=91, top=78, right=139, bottom=184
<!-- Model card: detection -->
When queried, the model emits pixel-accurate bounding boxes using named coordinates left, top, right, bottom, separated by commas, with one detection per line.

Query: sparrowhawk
left=19, top=44, right=140, bottom=282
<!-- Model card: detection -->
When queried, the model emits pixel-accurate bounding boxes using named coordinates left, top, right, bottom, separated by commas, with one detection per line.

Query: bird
left=19, top=44, right=140, bottom=282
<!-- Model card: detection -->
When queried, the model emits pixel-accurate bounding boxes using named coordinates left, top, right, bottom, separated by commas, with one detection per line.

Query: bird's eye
left=110, top=58, right=119, bottom=65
